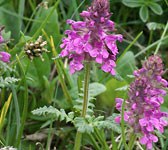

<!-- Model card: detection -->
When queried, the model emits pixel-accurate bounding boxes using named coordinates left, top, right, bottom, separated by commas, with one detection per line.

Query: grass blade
left=50, top=36, right=73, bottom=108
left=15, top=55, right=28, bottom=148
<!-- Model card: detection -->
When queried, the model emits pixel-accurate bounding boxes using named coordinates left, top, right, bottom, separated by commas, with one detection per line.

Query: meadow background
left=0, top=0, right=168, bottom=149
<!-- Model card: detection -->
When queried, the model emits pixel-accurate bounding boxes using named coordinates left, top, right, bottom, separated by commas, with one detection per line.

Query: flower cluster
left=24, top=36, right=49, bottom=61
left=59, top=0, right=123, bottom=75
left=0, top=26, right=11, bottom=63
left=115, top=55, right=168, bottom=149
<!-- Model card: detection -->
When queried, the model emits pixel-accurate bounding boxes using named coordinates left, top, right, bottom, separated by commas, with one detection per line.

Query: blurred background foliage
left=0, top=0, right=168, bottom=149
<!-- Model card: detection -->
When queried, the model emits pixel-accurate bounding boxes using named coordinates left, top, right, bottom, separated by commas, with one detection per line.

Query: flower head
left=115, top=55, right=168, bottom=149
left=0, top=51, right=11, bottom=63
left=24, top=36, right=49, bottom=61
left=59, top=0, right=123, bottom=75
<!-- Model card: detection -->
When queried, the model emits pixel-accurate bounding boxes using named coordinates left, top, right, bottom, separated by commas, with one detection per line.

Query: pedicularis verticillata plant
left=59, top=0, right=122, bottom=149
left=115, top=55, right=168, bottom=149
left=59, top=0, right=123, bottom=75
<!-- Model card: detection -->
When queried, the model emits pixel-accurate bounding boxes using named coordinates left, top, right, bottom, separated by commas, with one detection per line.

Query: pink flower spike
left=59, top=0, right=122, bottom=74
left=114, top=55, right=168, bottom=149
left=0, top=52, right=11, bottom=63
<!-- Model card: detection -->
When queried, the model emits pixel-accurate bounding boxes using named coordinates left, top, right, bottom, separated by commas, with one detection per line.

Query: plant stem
left=81, top=63, right=91, bottom=117
left=154, top=21, right=168, bottom=55
left=94, top=128, right=110, bottom=150
left=121, top=98, right=128, bottom=150
left=111, top=131, right=117, bottom=150
left=88, top=134, right=101, bottom=150
left=128, top=133, right=137, bottom=150
left=135, top=35, right=168, bottom=58
left=74, top=131, right=82, bottom=150
left=16, top=55, right=28, bottom=148
left=148, top=30, right=153, bottom=46
left=50, top=36, right=73, bottom=108
left=74, top=62, right=91, bottom=150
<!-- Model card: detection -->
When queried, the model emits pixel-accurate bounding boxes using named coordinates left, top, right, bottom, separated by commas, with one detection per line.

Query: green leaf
left=89, top=82, right=106, bottom=97
left=115, top=85, right=129, bottom=91
left=147, top=22, right=165, bottom=30
left=0, top=77, right=20, bottom=88
left=0, top=4, right=20, bottom=40
left=22, top=55, right=50, bottom=87
left=30, top=6, right=61, bottom=50
left=100, top=78, right=128, bottom=107
left=74, top=117, right=94, bottom=133
left=149, top=3, right=163, bottom=15
left=95, top=114, right=122, bottom=134
left=100, top=50, right=134, bottom=106
left=116, top=51, right=136, bottom=82
left=139, top=6, right=149, bottom=22
left=32, top=106, right=74, bottom=123
left=122, top=0, right=145, bottom=8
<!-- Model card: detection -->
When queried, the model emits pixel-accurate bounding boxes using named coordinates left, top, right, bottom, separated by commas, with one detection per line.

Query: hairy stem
left=74, top=62, right=91, bottom=150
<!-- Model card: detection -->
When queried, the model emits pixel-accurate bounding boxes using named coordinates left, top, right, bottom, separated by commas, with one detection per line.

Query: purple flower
left=59, top=0, right=123, bottom=74
left=140, top=133, right=158, bottom=149
left=0, top=26, right=5, bottom=43
left=114, top=55, right=168, bottom=149
left=0, top=51, right=11, bottom=63
left=0, top=26, right=11, bottom=63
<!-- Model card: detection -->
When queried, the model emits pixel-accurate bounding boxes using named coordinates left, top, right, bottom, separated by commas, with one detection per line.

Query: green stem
left=81, top=63, right=91, bottom=117
left=72, top=0, right=80, bottom=21
left=93, top=131, right=105, bottom=149
left=88, top=134, right=101, bottom=150
left=135, top=35, right=168, bottom=58
left=0, top=135, right=5, bottom=146
left=74, top=62, right=91, bottom=150
left=164, top=0, right=168, bottom=6
left=9, top=81, right=20, bottom=137
left=16, top=55, right=28, bottom=148
left=6, top=96, right=13, bottom=145
left=46, top=120, right=53, bottom=150
left=111, top=131, right=117, bottom=150
left=116, top=31, right=143, bottom=64
left=128, top=133, right=137, bottom=150
left=74, top=131, right=82, bottom=150
left=32, top=0, right=60, bottom=40
left=148, top=30, right=153, bottom=46
left=136, top=142, right=145, bottom=150
left=50, top=36, right=73, bottom=108
left=154, top=21, right=168, bottom=55
left=42, top=29, right=73, bottom=88
left=94, top=128, right=110, bottom=150
left=121, top=98, right=128, bottom=150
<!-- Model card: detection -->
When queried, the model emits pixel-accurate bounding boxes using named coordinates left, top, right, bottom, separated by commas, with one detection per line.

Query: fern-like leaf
left=0, top=61, right=14, bottom=72
left=32, top=106, right=74, bottom=123
left=74, top=117, right=94, bottom=133
left=0, top=77, right=20, bottom=88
